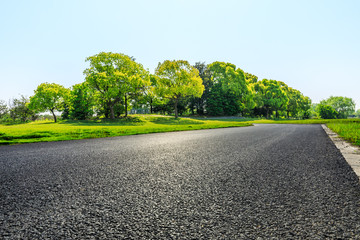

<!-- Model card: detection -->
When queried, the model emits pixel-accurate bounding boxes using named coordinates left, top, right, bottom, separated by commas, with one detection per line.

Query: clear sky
left=1, top=0, right=359, bottom=109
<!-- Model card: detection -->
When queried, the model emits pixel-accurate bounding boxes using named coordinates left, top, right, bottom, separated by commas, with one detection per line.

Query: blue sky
left=1, top=0, right=359, bottom=109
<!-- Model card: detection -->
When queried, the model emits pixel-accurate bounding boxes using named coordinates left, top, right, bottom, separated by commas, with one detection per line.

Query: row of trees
left=2, top=94, right=355, bottom=124
left=315, top=96, right=356, bottom=119
left=32, top=52, right=313, bottom=121
left=0, top=52, right=357, bottom=123
left=0, top=97, right=38, bottom=123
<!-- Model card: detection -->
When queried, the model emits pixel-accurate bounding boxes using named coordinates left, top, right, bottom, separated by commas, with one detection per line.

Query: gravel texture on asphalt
left=1, top=124, right=360, bottom=239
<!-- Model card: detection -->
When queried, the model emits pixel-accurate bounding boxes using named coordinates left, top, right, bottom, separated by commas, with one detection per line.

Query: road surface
left=1, top=124, right=360, bottom=239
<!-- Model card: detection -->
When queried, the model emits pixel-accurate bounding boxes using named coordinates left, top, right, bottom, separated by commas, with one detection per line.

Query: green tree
left=205, top=62, right=248, bottom=116
left=188, top=62, right=212, bottom=115
left=317, top=104, right=338, bottom=119
left=283, top=87, right=311, bottom=118
left=355, top=109, right=360, bottom=118
left=84, top=52, right=150, bottom=119
left=206, top=83, right=240, bottom=116
left=254, top=79, right=288, bottom=118
left=320, top=96, right=355, bottom=118
left=0, top=100, right=8, bottom=119
left=298, top=96, right=312, bottom=119
left=154, top=60, right=204, bottom=118
left=208, top=62, right=248, bottom=102
left=68, top=82, right=94, bottom=120
left=29, top=83, right=69, bottom=122
left=9, top=96, right=38, bottom=122
left=309, top=103, right=319, bottom=118
left=241, top=72, right=258, bottom=116
left=135, top=74, right=165, bottom=114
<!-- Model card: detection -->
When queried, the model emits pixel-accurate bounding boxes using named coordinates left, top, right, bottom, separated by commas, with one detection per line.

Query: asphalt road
left=1, top=124, right=360, bottom=239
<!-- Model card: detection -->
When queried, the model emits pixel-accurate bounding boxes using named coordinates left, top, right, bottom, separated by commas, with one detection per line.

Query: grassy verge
left=0, top=115, right=252, bottom=145
left=326, top=121, right=360, bottom=147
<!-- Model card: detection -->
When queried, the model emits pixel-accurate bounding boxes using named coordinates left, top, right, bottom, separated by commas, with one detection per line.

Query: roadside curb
left=321, top=124, right=360, bottom=182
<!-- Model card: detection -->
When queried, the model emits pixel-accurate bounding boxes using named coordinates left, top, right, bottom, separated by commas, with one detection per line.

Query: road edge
left=321, top=124, right=360, bottom=181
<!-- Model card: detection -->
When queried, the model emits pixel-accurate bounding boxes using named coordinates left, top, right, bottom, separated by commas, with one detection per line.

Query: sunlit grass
left=327, top=120, right=360, bottom=146
left=0, top=115, right=252, bottom=145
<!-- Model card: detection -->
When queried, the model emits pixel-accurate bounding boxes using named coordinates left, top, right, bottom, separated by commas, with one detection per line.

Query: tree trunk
left=276, top=110, right=279, bottom=118
left=150, top=98, right=153, bottom=114
left=110, top=107, right=115, bottom=119
left=174, top=98, right=179, bottom=118
left=109, top=101, right=115, bottom=119
left=124, top=94, right=128, bottom=117
left=266, top=107, right=269, bottom=119
left=50, top=109, right=57, bottom=123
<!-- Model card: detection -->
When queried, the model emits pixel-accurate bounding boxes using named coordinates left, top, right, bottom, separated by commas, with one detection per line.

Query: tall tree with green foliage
left=154, top=60, right=204, bottom=118
left=29, top=83, right=69, bottom=122
left=8, top=96, right=38, bottom=122
left=242, top=72, right=259, bottom=116
left=137, top=74, right=166, bottom=114
left=317, top=104, right=338, bottom=119
left=354, top=109, right=360, bottom=118
left=298, top=96, right=312, bottom=119
left=320, top=96, right=355, bottom=118
left=206, top=62, right=248, bottom=116
left=84, top=52, right=150, bottom=119
left=189, top=62, right=212, bottom=115
left=285, top=87, right=302, bottom=118
left=208, top=62, right=248, bottom=100
left=254, top=79, right=288, bottom=118
left=67, top=82, right=94, bottom=120
left=0, top=100, right=8, bottom=119
left=206, top=84, right=240, bottom=116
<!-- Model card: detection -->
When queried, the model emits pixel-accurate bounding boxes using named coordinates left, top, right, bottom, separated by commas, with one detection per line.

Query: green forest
left=0, top=52, right=358, bottom=124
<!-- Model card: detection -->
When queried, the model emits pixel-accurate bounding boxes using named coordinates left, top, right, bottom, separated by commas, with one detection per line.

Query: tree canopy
left=84, top=52, right=150, bottom=118
left=29, top=83, right=68, bottom=122
left=66, top=82, right=94, bottom=120
left=205, top=62, right=249, bottom=116
left=4, top=52, right=332, bottom=122
left=319, top=96, right=355, bottom=118
left=154, top=60, right=204, bottom=118
left=254, top=79, right=288, bottom=118
left=317, top=104, right=338, bottom=119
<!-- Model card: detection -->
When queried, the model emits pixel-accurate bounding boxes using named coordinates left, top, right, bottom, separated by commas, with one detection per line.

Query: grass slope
left=0, top=115, right=252, bottom=145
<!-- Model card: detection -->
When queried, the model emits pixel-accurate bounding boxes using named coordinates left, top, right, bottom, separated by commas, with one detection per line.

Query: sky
left=1, top=0, right=359, bottom=109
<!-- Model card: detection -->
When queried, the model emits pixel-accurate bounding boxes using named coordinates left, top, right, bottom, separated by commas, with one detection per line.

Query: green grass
left=0, top=115, right=252, bottom=145
left=326, top=120, right=360, bottom=146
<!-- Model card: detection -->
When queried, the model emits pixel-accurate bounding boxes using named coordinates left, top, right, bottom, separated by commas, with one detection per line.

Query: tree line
left=0, top=52, right=357, bottom=123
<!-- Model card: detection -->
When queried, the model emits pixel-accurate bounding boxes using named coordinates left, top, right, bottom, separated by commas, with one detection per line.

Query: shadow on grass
left=58, top=117, right=146, bottom=126
left=148, top=117, right=204, bottom=125
left=0, top=132, right=52, bottom=141
left=189, top=117, right=258, bottom=122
